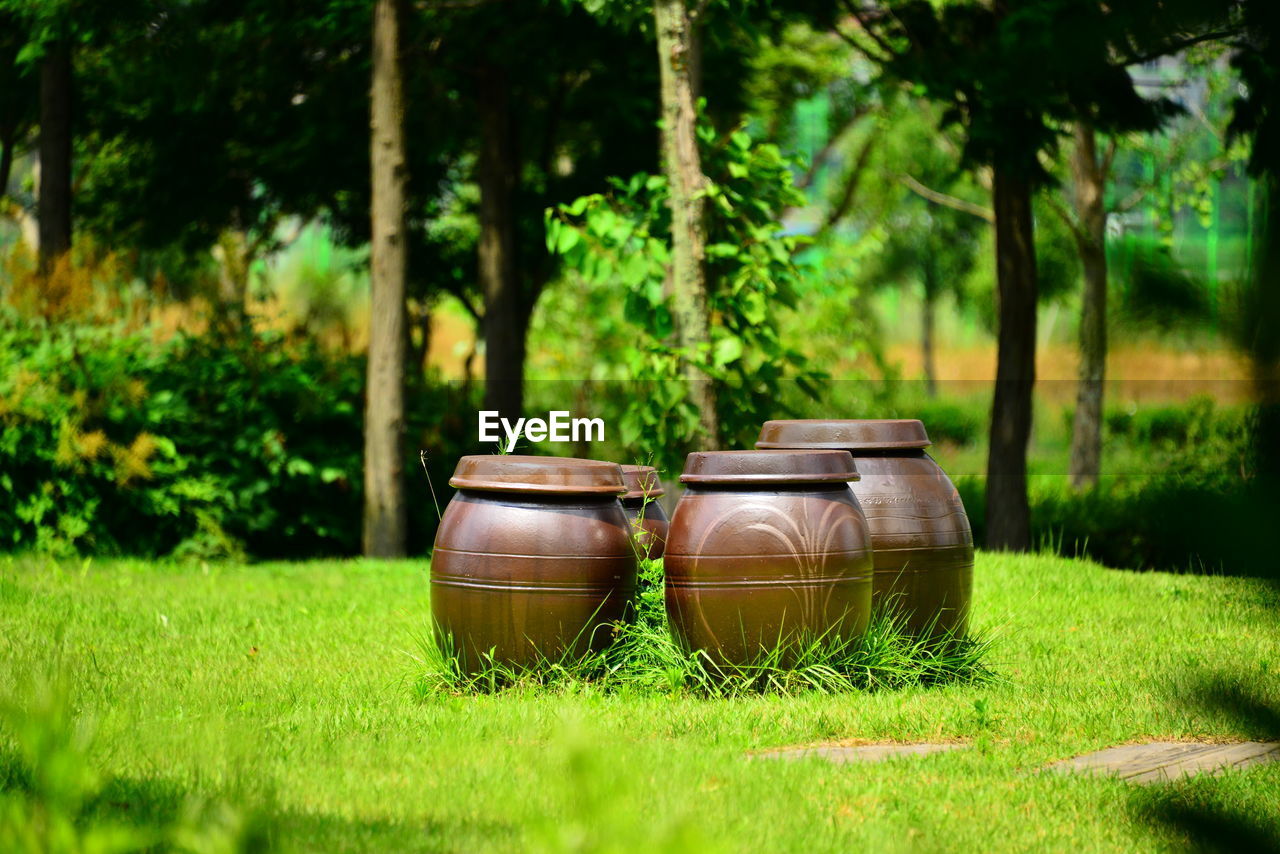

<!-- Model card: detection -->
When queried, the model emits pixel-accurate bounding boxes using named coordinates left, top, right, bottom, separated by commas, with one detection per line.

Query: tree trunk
left=654, top=0, right=718, bottom=448
left=214, top=227, right=252, bottom=314
left=1249, top=174, right=1280, bottom=483
left=985, top=164, right=1038, bottom=552
left=477, top=64, right=526, bottom=424
left=921, top=259, right=939, bottom=398
left=406, top=296, right=432, bottom=379
left=0, top=128, right=14, bottom=199
left=1068, top=122, right=1108, bottom=490
left=38, top=37, right=72, bottom=275
left=364, top=0, right=409, bottom=557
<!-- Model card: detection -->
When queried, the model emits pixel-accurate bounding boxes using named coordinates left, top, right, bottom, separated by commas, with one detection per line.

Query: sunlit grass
left=1, top=553, right=1278, bottom=851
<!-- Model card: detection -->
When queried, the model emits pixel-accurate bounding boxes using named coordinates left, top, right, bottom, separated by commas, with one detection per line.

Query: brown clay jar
left=619, top=465, right=669, bottom=560
left=757, top=419, right=974, bottom=637
left=430, top=455, right=637, bottom=673
left=664, top=450, right=873, bottom=668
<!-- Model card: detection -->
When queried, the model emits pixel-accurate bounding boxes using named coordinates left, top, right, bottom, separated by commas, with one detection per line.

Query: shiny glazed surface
left=431, top=490, right=637, bottom=673
left=848, top=452, right=974, bottom=636
left=756, top=421, right=975, bottom=637
left=665, top=483, right=873, bottom=667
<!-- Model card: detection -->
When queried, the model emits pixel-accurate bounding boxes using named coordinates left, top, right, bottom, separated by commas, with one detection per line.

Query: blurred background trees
left=0, top=0, right=1275, bottom=568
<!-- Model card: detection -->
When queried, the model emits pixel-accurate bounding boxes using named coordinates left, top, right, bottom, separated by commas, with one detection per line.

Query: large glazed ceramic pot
left=619, top=465, right=669, bottom=560
left=757, top=419, right=974, bottom=637
left=664, top=450, right=873, bottom=668
left=431, top=455, right=638, bottom=673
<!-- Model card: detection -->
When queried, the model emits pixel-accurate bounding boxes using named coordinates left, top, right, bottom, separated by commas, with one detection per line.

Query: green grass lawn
left=2, top=553, right=1278, bottom=852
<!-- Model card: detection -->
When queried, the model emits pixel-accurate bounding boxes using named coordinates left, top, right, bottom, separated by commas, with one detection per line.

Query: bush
left=958, top=471, right=1278, bottom=575
left=907, top=398, right=987, bottom=446
left=1100, top=396, right=1253, bottom=458
left=0, top=309, right=472, bottom=559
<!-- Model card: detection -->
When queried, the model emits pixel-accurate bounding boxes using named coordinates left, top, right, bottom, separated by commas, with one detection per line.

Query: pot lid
left=679, top=450, right=859, bottom=485
left=756, top=419, right=931, bottom=451
left=620, top=465, right=665, bottom=500
left=449, top=455, right=626, bottom=495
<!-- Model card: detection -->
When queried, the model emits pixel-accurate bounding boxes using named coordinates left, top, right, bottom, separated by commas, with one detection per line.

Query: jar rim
left=679, top=449, right=860, bottom=484
left=620, top=464, right=665, bottom=500
left=449, top=455, right=626, bottom=495
left=756, top=419, right=931, bottom=451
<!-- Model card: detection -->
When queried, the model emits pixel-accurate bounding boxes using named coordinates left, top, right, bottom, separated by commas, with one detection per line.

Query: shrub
left=958, top=469, right=1278, bottom=575
left=0, top=309, right=472, bottom=559
left=906, top=398, right=987, bottom=446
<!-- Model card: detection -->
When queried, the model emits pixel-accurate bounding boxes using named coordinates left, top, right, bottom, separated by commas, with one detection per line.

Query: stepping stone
left=1047, top=741, right=1280, bottom=785
left=754, top=743, right=966, bottom=764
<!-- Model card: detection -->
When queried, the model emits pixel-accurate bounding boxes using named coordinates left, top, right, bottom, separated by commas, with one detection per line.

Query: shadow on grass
left=1138, top=797, right=1280, bottom=854
left=1132, top=603, right=1280, bottom=851
left=3, top=746, right=516, bottom=852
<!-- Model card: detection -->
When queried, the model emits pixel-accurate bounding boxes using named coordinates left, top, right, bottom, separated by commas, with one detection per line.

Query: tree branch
left=808, top=126, right=883, bottom=240
left=1109, top=186, right=1147, bottom=215
left=1044, top=192, right=1089, bottom=252
left=899, top=174, right=994, bottom=223
left=440, top=280, right=482, bottom=323
left=841, top=0, right=900, bottom=61
left=1117, top=29, right=1238, bottom=68
left=1101, top=136, right=1118, bottom=178
left=831, top=23, right=882, bottom=62
left=795, top=107, right=867, bottom=191
left=833, top=2, right=895, bottom=64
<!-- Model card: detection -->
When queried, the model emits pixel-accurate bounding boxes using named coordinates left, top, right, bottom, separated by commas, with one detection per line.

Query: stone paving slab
left=754, top=743, right=966, bottom=764
left=1047, top=741, right=1280, bottom=785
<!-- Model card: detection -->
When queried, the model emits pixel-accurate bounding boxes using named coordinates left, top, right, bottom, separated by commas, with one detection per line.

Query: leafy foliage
left=956, top=396, right=1265, bottom=572
left=546, top=122, right=827, bottom=468
left=0, top=309, right=469, bottom=559
left=860, top=0, right=1215, bottom=179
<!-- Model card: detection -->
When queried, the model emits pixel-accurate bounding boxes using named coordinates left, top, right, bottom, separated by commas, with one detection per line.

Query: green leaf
left=621, top=250, right=648, bottom=287
left=544, top=217, right=560, bottom=252
left=713, top=336, right=743, bottom=367
left=741, top=290, right=767, bottom=325
left=643, top=278, right=664, bottom=307
left=555, top=223, right=580, bottom=254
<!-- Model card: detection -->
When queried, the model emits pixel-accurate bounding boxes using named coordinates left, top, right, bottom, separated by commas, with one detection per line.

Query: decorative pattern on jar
left=430, top=455, right=637, bottom=673
left=664, top=450, right=873, bottom=668
left=757, top=419, right=974, bottom=637
left=619, top=464, right=668, bottom=560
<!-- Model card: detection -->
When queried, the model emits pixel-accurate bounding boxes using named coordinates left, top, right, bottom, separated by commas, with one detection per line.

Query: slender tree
left=845, top=0, right=1217, bottom=549
left=416, top=3, right=663, bottom=427
left=986, top=159, right=1038, bottom=549
left=0, top=14, right=36, bottom=199
left=654, top=0, right=718, bottom=447
left=37, top=32, right=71, bottom=274
left=1065, top=122, right=1108, bottom=488
left=364, top=0, right=408, bottom=556
left=475, top=61, right=523, bottom=422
